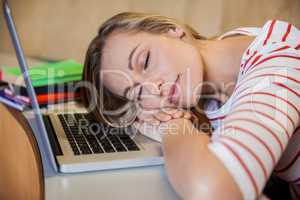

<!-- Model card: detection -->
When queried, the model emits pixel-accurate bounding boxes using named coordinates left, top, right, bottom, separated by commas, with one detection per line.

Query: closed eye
left=144, top=51, right=150, bottom=70
left=137, top=85, right=143, bottom=101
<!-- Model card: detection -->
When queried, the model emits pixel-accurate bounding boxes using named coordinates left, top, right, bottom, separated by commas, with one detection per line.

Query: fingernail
left=172, top=111, right=183, bottom=118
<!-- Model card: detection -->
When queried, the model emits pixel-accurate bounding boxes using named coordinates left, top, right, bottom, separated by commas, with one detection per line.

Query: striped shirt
left=206, top=20, right=300, bottom=199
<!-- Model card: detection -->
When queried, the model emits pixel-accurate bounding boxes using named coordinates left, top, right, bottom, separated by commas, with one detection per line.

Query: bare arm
left=161, top=118, right=243, bottom=200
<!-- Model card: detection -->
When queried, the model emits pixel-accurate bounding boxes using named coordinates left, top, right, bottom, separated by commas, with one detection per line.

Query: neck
left=195, top=36, right=254, bottom=97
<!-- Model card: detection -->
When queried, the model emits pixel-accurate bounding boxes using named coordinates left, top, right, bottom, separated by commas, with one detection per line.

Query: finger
left=183, top=112, right=192, bottom=119
left=154, top=111, right=172, bottom=122
left=171, top=110, right=184, bottom=118
left=137, top=110, right=158, bottom=122
left=162, top=108, right=178, bottom=115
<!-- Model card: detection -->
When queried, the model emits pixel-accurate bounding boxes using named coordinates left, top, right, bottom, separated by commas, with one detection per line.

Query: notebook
left=0, top=60, right=82, bottom=87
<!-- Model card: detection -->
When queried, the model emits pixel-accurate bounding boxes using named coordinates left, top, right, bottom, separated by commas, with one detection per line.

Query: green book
left=0, top=60, right=83, bottom=87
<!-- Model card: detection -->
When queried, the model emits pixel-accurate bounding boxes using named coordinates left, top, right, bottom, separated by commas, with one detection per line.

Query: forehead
left=102, top=31, right=138, bottom=71
left=101, top=32, right=143, bottom=96
left=101, top=31, right=158, bottom=69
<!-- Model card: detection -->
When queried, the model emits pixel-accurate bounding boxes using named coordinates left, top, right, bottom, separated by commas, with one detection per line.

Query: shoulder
left=238, top=20, right=300, bottom=77
left=256, top=20, right=300, bottom=45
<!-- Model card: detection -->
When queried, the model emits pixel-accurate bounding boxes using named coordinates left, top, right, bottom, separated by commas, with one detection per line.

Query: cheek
left=179, top=53, right=204, bottom=106
left=169, top=45, right=201, bottom=75
left=153, top=39, right=186, bottom=73
left=187, top=64, right=203, bottom=97
left=180, top=52, right=203, bottom=89
left=102, top=72, right=134, bottom=96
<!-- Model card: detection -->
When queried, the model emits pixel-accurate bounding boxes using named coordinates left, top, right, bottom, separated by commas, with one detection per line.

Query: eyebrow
left=128, top=44, right=140, bottom=70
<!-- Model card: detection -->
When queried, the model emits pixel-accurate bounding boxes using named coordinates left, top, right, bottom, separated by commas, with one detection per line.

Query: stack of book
left=0, top=60, right=83, bottom=110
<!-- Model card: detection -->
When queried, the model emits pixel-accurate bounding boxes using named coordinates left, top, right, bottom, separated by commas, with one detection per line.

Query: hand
left=137, top=108, right=193, bottom=125
left=134, top=108, right=193, bottom=142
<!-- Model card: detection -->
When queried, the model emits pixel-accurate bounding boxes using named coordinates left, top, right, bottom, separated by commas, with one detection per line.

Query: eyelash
left=144, top=51, right=150, bottom=70
left=130, top=51, right=150, bottom=100
left=137, top=85, right=143, bottom=101
left=136, top=51, right=150, bottom=99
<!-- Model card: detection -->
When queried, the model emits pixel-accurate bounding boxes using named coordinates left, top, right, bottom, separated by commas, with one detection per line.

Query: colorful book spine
left=0, top=90, right=26, bottom=111
left=4, top=88, right=79, bottom=105
left=7, top=81, right=79, bottom=96
left=0, top=60, right=83, bottom=87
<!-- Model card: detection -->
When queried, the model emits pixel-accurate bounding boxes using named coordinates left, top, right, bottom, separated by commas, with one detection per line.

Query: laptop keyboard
left=58, top=113, right=140, bottom=155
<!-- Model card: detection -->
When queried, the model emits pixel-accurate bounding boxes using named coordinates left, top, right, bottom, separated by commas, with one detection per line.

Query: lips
left=168, top=74, right=180, bottom=104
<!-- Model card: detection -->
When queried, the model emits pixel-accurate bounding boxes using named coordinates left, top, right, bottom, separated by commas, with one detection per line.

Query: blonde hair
left=81, top=12, right=207, bottom=127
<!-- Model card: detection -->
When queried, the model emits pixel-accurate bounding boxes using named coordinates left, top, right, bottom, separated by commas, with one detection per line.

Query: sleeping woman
left=81, top=13, right=300, bottom=199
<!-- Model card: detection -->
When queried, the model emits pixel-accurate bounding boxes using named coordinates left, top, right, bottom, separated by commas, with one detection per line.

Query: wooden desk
left=0, top=103, right=44, bottom=200
left=0, top=53, right=47, bottom=200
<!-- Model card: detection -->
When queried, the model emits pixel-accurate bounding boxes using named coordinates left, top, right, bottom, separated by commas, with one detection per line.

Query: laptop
left=2, top=0, right=163, bottom=176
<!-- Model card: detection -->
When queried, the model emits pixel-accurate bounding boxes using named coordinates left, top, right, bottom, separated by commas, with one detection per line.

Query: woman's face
left=101, top=28, right=204, bottom=110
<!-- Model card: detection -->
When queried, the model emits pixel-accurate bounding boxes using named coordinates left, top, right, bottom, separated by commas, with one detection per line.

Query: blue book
left=0, top=89, right=26, bottom=111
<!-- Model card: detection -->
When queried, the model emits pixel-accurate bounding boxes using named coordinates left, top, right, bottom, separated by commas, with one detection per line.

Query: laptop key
left=101, top=144, right=115, bottom=153
left=82, top=149, right=92, bottom=154
left=115, top=146, right=127, bottom=152
left=126, top=145, right=140, bottom=151
left=93, top=147, right=104, bottom=153
left=87, top=140, right=104, bottom=154
left=104, top=148, right=115, bottom=153
left=59, top=113, right=141, bottom=155
left=74, top=113, right=84, bottom=121
left=73, top=150, right=80, bottom=155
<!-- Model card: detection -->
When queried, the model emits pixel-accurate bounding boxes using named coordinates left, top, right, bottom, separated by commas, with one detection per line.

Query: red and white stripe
left=206, top=20, right=300, bottom=200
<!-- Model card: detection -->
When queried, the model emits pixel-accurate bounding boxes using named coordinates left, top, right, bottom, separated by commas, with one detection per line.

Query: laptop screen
left=2, top=0, right=58, bottom=176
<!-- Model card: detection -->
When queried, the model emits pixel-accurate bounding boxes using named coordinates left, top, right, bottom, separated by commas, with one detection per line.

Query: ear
left=167, top=27, right=186, bottom=39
